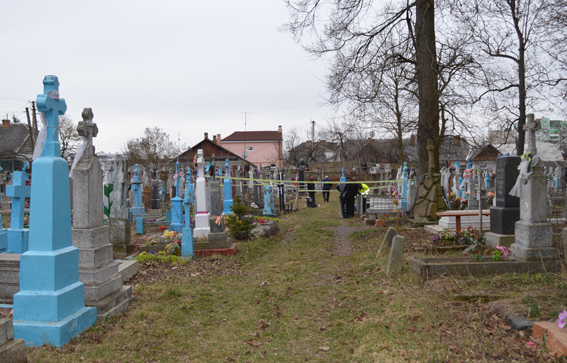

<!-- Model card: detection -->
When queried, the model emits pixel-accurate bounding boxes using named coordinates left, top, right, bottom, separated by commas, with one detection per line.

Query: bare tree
left=123, top=127, right=184, bottom=181
left=284, top=0, right=446, bottom=174
left=452, top=0, right=564, bottom=155
left=59, top=115, right=80, bottom=162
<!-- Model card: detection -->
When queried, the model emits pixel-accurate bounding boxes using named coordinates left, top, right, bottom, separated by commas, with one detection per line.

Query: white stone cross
left=77, top=108, right=98, bottom=158
left=523, top=113, right=540, bottom=155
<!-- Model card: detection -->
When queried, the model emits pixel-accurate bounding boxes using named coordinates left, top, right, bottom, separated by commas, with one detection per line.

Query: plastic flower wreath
left=557, top=310, right=567, bottom=329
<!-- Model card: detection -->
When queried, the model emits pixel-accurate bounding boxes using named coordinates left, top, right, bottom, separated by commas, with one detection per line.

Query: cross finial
left=36, top=75, right=67, bottom=158
left=523, top=113, right=540, bottom=155
left=77, top=108, right=98, bottom=158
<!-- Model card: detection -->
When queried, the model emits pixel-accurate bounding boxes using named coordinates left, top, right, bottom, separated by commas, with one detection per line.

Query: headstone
left=487, top=156, right=521, bottom=237
left=181, top=168, right=194, bottom=257
left=299, top=159, right=305, bottom=191
left=376, top=227, right=397, bottom=257
left=223, top=160, right=233, bottom=215
left=510, top=115, right=557, bottom=261
left=129, top=165, right=144, bottom=218
left=263, top=185, right=275, bottom=215
left=193, top=149, right=210, bottom=239
left=14, top=75, right=96, bottom=347
left=468, top=166, right=479, bottom=209
left=387, top=235, right=405, bottom=276
left=209, top=180, right=223, bottom=216
left=150, top=176, right=160, bottom=210
left=6, top=167, right=30, bottom=253
left=170, top=158, right=183, bottom=232
left=109, top=158, right=133, bottom=257
left=71, top=108, right=132, bottom=320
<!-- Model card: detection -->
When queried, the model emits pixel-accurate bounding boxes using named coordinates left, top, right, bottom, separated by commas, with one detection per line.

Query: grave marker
left=193, top=149, right=210, bottom=239
left=14, top=75, right=96, bottom=347
left=223, top=159, right=233, bottom=215
left=181, top=167, right=194, bottom=257
left=170, top=158, right=183, bottom=232
left=6, top=166, right=30, bottom=253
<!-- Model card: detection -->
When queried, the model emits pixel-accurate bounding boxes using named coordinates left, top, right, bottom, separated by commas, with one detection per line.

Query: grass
left=24, top=193, right=567, bottom=362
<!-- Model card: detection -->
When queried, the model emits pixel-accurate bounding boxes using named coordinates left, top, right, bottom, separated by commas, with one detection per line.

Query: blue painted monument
left=401, top=162, right=408, bottom=211
left=181, top=167, right=194, bottom=257
left=263, top=185, right=275, bottom=215
left=6, top=165, right=31, bottom=253
left=0, top=215, right=6, bottom=252
left=13, top=75, right=96, bottom=347
left=130, top=164, right=145, bottom=235
left=170, top=157, right=183, bottom=232
left=340, top=167, right=346, bottom=182
left=222, top=159, right=233, bottom=215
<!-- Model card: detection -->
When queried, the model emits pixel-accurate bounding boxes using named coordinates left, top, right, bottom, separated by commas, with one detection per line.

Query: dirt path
left=327, top=216, right=369, bottom=257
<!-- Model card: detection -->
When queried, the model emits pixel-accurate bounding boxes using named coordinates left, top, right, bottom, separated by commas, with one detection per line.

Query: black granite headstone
left=150, top=180, right=161, bottom=209
left=490, top=156, right=521, bottom=234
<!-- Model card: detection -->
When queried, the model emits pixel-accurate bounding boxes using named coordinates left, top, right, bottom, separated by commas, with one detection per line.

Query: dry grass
left=23, top=194, right=567, bottom=362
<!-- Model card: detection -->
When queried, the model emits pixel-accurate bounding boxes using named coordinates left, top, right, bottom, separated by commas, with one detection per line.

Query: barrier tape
left=205, top=175, right=408, bottom=185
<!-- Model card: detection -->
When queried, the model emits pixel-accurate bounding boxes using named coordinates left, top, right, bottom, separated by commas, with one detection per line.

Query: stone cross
left=76, top=108, right=98, bottom=159
left=6, top=167, right=30, bottom=230
left=523, top=114, right=540, bottom=155
left=36, top=75, right=67, bottom=158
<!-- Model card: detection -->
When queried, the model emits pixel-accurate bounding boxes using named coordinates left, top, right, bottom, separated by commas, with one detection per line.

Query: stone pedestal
left=194, top=150, right=210, bottom=239
left=510, top=221, right=556, bottom=261
left=110, top=219, right=134, bottom=257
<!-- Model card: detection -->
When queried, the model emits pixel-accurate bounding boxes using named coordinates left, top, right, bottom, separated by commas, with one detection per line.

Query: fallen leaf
left=319, top=346, right=331, bottom=352
left=246, top=340, right=262, bottom=348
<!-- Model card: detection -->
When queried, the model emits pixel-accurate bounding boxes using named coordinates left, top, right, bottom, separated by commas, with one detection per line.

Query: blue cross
left=36, top=75, right=67, bottom=158
left=6, top=170, right=31, bottom=229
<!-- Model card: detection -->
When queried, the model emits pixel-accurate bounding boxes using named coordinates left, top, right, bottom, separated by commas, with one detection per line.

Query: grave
left=71, top=108, right=132, bottom=321
left=263, top=185, right=276, bottom=216
left=510, top=115, right=558, bottom=261
left=130, top=164, right=145, bottom=235
left=181, top=168, right=194, bottom=257
left=170, top=158, right=183, bottom=232
left=13, top=75, right=96, bottom=347
left=485, top=156, right=521, bottom=247
left=193, top=149, right=211, bottom=239
left=222, top=159, right=233, bottom=215
left=387, top=235, right=405, bottom=276
left=109, top=158, right=133, bottom=258
left=150, top=174, right=160, bottom=210
left=5, top=167, right=30, bottom=253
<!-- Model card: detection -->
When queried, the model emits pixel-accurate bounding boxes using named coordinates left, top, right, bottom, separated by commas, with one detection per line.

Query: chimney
left=213, top=135, right=217, bottom=144
left=410, top=134, right=415, bottom=146
left=305, top=140, right=312, bottom=148
left=204, top=132, right=209, bottom=140
left=455, top=135, right=461, bottom=147
left=2, top=119, right=10, bottom=128
left=278, top=125, right=282, bottom=133
left=217, top=134, right=222, bottom=146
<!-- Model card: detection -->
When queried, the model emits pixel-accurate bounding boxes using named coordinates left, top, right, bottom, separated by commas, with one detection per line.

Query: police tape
left=205, top=175, right=407, bottom=186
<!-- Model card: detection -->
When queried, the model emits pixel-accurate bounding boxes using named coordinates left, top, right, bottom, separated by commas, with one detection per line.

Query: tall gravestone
left=181, top=168, right=194, bottom=257
left=150, top=169, right=160, bottom=210
left=71, top=108, right=132, bottom=320
left=485, top=156, right=521, bottom=247
left=130, top=164, right=145, bottom=235
left=170, top=158, right=183, bottom=232
left=14, top=75, right=96, bottom=347
left=510, top=115, right=557, bottom=261
left=109, top=158, right=133, bottom=258
left=6, top=166, right=30, bottom=253
left=223, top=159, right=233, bottom=215
left=193, top=149, right=210, bottom=239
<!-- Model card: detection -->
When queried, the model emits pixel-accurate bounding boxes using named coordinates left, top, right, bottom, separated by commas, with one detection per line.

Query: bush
left=225, top=196, right=255, bottom=240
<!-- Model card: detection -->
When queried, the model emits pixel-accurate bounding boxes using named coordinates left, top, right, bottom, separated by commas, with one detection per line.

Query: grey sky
left=1, top=1, right=332, bottom=154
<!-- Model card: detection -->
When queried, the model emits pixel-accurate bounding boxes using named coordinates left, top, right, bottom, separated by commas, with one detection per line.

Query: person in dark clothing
left=344, top=177, right=361, bottom=218
left=307, top=174, right=316, bottom=207
left=336, top=180, right=348, bottom=217
left=322, top=175, right=332, bottom=202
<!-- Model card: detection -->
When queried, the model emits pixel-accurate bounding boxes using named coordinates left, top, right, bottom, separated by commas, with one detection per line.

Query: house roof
left=496, top=142, right=565, bottom=163
left=222, top=131, right=283, bottom=142
left=178, top=138, right=255, bottom=167
left=0, top=123, right=31, bottom=155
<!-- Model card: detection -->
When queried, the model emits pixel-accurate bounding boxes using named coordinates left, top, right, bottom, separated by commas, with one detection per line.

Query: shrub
left=225, top=196, right=255, bottom=240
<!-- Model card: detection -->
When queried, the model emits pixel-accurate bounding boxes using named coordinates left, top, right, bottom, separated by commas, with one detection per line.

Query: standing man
left=345, top=177, right=361, bottom=218
left=337, top=179, right=347, bottom=217
left=322, top=175, right=332, bottom=202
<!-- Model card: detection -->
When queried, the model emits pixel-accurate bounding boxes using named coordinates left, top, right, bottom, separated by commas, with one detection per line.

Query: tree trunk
left=415, top=0, right=440, bottom=175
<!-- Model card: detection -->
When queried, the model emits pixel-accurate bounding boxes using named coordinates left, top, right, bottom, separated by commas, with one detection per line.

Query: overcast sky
left=1, top=1, right=333, bottom=154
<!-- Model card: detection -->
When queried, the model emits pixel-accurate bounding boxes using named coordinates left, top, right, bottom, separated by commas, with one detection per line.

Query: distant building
left=0, top=118, right=36, bottom=172
left=220, top=126, right=284, bottom=168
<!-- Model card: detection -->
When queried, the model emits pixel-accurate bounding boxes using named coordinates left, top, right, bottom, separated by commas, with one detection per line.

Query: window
left=246, top=146, right=253, bottom=152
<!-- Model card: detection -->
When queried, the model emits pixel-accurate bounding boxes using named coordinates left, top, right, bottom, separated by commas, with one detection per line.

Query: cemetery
left=1, top=76, right=567, bottom=361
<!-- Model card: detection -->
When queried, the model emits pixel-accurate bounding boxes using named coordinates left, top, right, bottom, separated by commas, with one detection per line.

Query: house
left=220, top=126, right=284, bottom=168
left=285, top=140, right=342, bottom=168
left=0, top=119, right=35, bottom=173
left=177, top=132, right=255, bottom=175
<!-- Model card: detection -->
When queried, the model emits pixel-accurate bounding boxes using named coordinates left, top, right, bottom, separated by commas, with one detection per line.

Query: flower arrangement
left=145, top=230, right=182, bottom=246
left=158, top=225, right=167, bottom=232
left=492, top=246, right=512, bottom=261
